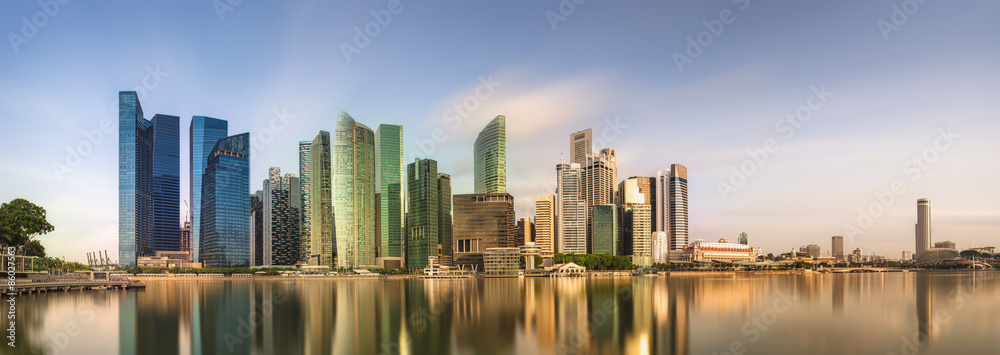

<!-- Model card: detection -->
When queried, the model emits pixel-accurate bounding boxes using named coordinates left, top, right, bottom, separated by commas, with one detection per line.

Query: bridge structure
left=822, top=267, right=906, bottom=273
left=8, top=279, right=145, bottom=295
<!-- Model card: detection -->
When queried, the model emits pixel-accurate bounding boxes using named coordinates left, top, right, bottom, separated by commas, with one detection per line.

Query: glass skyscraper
left=190, top=116, right=228, bottom=263
left=452, top=193, right=514, bottom=270
left=591, top=204, right=618, bottom=255
left=263, top=167, right=301, bottom=266
left=333, top=109, right=377, bottom=269
left=376, top=124, right=404, bottom=260
left=556, top=162, right=586, bottom=254
left=118, top=92, right=181, bottom=267
left=200, top=133, right=251, bottom=268
left=474, top=115, right=506, bottom=194
left=298, top=141, right=312, bottom=263
left=406, top=158, right=452, bottom=268
left=310, top=131, right=334, bottom=267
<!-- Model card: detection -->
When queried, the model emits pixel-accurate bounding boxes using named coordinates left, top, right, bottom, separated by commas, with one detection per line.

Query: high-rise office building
left=200, top=133, right=251, bottom=268
left=800, top=244, right=821, bottom=258
left=738, top=232, right=748, bottom=245
left=916, top=198, right=931, bottom=256
left=179, top=221, right=191, bottom=253
left=263, top=167, right=301, bottom=266
left=150, top=114, right=180, bottom=253
left=453, top=193, right=515, bottom=270
left=474, top=115, right=506, bottom=194
left=298, top=141, right=312, bottom=263
left=618, top=176, right=654, bottom=266
left=569, top=128, right=592, bottom=165
left=666, top=165, right=689, bottom=252
left=310, top=131, right=334, bottom=267
left=515, top=217, right=534, bottom=247
left=190, top=115, right=229, bottom=263
left=581, top=148, right=617, bottom=253
left=333, top=110, right=377, bottom=269
left=652, top=231, right=669, bottom=264
left=534, top=194, right=556, bottom=256
left=250, top=191, right=264, bottom=266
left=118, top=92, right=181, bottom=267
left=591, top=205, right=618, bottom=255
left=376, top=124, right=405, bottom=260
left=556, top=163, right=586, bottom=254
left=832, top=236, right=844, bottom=260
left=406, top=158, right=452, bottom=268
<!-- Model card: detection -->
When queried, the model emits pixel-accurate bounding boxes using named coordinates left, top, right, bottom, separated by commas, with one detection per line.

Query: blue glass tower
left=190, top=116, right=228, bottom=263
left=119, top=91, right=152, bottom=267
left=151, top=114, right=180, bottom=253
left=200, top=133, right=251, bottom=268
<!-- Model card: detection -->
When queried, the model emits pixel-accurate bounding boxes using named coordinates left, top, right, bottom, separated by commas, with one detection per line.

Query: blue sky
left=1, top=1, right=998, bottom=262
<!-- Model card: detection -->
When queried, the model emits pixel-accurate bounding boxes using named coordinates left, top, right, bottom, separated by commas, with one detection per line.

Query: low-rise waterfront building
left=484, top=247, right=521, bottom=276
left=681, top=239, right=756, bottom=263
left=137, top=251, right=202, bottom=269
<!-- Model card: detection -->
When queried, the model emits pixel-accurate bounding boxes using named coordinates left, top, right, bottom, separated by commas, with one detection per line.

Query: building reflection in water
left=916, top=271, right=932, bottom=347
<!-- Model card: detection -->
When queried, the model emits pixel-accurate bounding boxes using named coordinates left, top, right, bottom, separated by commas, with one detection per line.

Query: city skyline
left=2, top=2, right=998, bottom=263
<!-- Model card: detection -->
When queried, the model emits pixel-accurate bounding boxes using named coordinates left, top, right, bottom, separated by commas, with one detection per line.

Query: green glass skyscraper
left=310, top=131, right=334, bottom=267
left=298, top=141, right=312, bottom=263
left=333, top=109, right=377, bottom=269
left=376, top=124, right=404, bottom=260
left=406, top=158, right=452, bottom=268
left=474, top=115, right=506, bottom=194
left=592, top=204, right=618, bottom=255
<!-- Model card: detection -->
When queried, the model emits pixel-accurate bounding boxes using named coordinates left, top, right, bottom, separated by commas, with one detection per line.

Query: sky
left=1, top=1, right=998, bottom=262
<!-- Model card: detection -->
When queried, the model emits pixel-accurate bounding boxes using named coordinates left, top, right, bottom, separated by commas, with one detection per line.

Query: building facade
left=453, top=193, right=515, bottom=270
left=150, top=114, right=180, bottom=254
left=484, top=247, right=521, bottom=276
left=199, top=133, right=251, bottom=268
left=618, top=176, right=654, bottom=266
left=406, top=158, right=453, bottom=269
left=581, top=148, right=617, bottom=253
left=310, top=131, right=334, bottom=267
left=569, top=128, right=593, bottom=165
left=666, top=165, right=689, bottom=252
left=333, top=110, right=377, bottom=269
left=250, top=191, right=263, bottom=266
left=738, top=232, right=748, bottom=245
left=515, top=217, right=534, bottom=247
left=189, top=115, right=229, bottom=263
left=376, top=124, right=405, bottom=260
left=556, top=163, right=587, bottom=254
left=652, top=231, right=669, bottom=264
left=916, top=198, right=931, bottom=256
left=832, top=236, right=845, bottom=260
left=298, top=141, right=312, bottom=263
left=534, top=194, right=556, bottom=256
left=683, top=239, right=756, bottom=263
left=263, top=167, right=301, bottom=266
left=591, top=205, right=618, bottom=255
left=474, top=115, right=506, bottom=194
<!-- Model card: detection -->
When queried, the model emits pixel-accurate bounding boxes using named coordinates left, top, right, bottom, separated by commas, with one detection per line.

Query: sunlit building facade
left=534, top=194, right=556, bottom=256
left=682, top=239, right=756, bottom=263
left=453, top=193, right=515, bottom=270
left=333, top=110, right=377, bottom=269
left=581, top=148, right=617, bottom=253
left=407, top=158, right=453, bottom=268
left=310, top=131, right=334, bottom=267
left=376, top=124, right=405, bottom=260
left=200, top=133, right=251, bottom=268
left=189, top=115, right=229, bottom=263
left=298, top=141, right=312, bottom=263
left=591, top=205, right=618, bottom=255
left=474, top=115, right=506, bottom=194
left=263, top=167, right=301, bottom=266
left=556, top=163, right=586, bottom=254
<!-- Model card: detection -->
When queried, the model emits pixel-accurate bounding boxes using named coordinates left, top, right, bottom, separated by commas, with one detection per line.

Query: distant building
left=618, top=176, right=653, bottom=267
left=800, top=244, right=821, bottom=258
left=453, top=193, right=514, bottom=270
left=263, top=167, right=300, bottom=266
left=738, top=232, right=748, bottom=245
left=556, top=162, right=587, bottom=254
left=179, top=221, right=191, bottom=253
left=484, top=247, right=521, bottom=276
left=534, top=194, right=556, bottom=256
left=902, top=250, right=912, bottom=261
left=934, top=241, right=956, bottom=250
left=407, top=158, right=452, bottom=268
left=375, top=124, right=405, bottom=261
left=652, top=231, right=669, bottom=264
left=832, top=236, right=845, bottom=261
left=581, top=148, right=618, bottom=253
left=915, top=198, right=931, bottom=256
left=190, top=115, right=229, bottom=264
left=333, top=110, right=377, bottom=269
left=655, top=165, right=689, bottom=252
left=569, top=128, right=592, bottom=165
left=515, top=217, right=534, bottom=247
left=309, top=131, right=334, bottom=267
left=250, top=191, right=264, bottom=266
left=591, top=205, right=618, bottom=255
left=520, top=242, right=542, bottom=270
left=298, top=141, right=312, bottom=264
left=849, top=248, right=863, bottom=263
left=474, top=115, right=506, bottom=194
left=682, top=239, right=756, bottom=263
left=199, top=133, right=251, bottom=268
left=136, top=251, right=201, bottom=269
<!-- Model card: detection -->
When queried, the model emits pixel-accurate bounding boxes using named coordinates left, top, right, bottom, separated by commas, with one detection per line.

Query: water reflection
left=12, top=271, right=1000, bottom=354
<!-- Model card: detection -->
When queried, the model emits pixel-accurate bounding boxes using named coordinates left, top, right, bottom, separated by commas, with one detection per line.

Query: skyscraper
left=310, top=131, right=334, bottom=267
left=376, top=124, right=405, bottom=260
left=556, top=162, right=586, bottom=254
left=406, top=158, right=452, bottom=268
left=250, top=191, right=264, bottom=266
left=200, top=133, right=250, bottom=268
left=298, top=141, right=312, bottom=263
left=655, top=168, right=670, bottom=233
left=738, top=232, right=748, bottom=245
left=263, top=167, right=301, bottom=266
left=150, top=114, right=180, bottom=253
left=832, top=236, right=844, bottom=260
left=453, top=193, right=515, bottom=270
left=591, top=205, right=618, bottom=255
left=118, top=92, right=181, bottom=267
left=474, top=115, right=506, bottom=194
left=179, top=221, right=191, bottom=253
left=667, top=165, right=689, bottom=252
left=569, top=128, right=592, bottom=165
left=190, top=116, right=229, bottom=263
left=916, top=198, right=931, bottom=256
left=618, top=176, right=654, bottom=266
left=515, top=217, right=534, bottom=247
left=534, top=194, right=556, bottom=257
left=119, top=91, right=153, bottom=267
left=581, top=148, right=617, bottom=253
left=333, top=109, right=376, bottom=269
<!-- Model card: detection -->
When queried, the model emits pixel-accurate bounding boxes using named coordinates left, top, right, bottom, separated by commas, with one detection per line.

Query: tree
left=23, top=239, right=45, bottom=257
left=0, top=199, right=55, bottom=248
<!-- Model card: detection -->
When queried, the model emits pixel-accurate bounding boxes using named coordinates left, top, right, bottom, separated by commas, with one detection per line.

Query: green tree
left=0, top=199, right=55, bottom=249
left=23, top=239, right=46, bottom=257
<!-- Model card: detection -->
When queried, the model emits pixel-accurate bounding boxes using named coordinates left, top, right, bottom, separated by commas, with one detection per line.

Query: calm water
left=10, top=271, right=1000, bottom=354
